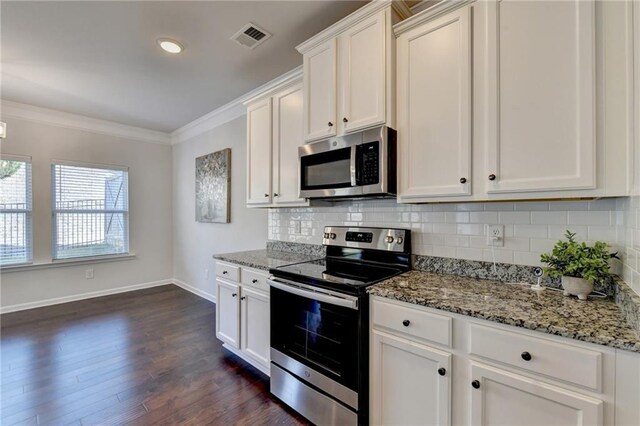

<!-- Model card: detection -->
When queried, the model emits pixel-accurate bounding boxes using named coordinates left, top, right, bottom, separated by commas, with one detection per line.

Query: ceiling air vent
left=230, top=23, right=272, bottom=49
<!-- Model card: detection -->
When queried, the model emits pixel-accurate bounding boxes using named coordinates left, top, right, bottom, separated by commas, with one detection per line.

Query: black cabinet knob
left=521, top=351, right=532, bottom=361
left=328, top=122, right=333, bottom=127
left=264, top=193, right=269, bottom=197
left=438, top=368, right=446, bottom=376
left=402, top=320, right=410, bottom=327
left=460, top=177, right=467, bottom=184
left=231, top=293, right=237, bottom=297
left=222, top=271, right=228, bottom=275
left=240, top=296, right=246, bottom=301
left=472, top=380, right=480, bottom=389
left=488, top=174, right=496, bottom=181
left=273, top=193, right=279, bottom=197
left=343, top=117, right=348, bottom=123
left=252, top=279, right=258, bottom=284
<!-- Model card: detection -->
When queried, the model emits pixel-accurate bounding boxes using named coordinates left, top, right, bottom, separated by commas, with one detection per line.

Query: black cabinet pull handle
left=252, top=279, right=258, bottom=284
left=231, top=293, right=237, bottom=297
left=402, top=320, right=410, bottom=327
left=521, top=351, right=532, bottom=361
left=488, top=174, right=496, bottom=181
left=438, top=368, right=446, bottom=376
left=222, top=271, right=228, bottom=275
left=472, top=380, right=480, bottom=389
left=264, top=193, right=269, bottom=197
left=273, top=193, right=279, bottom=197
left=460, top=177, right=467, bottom=184
left=328, top=122, right=333, bottom=127
left=343, top=117, right=348, bottom=123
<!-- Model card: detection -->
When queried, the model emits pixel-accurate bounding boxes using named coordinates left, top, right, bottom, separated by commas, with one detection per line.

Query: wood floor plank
left=1, top=284, right=310, bottom=426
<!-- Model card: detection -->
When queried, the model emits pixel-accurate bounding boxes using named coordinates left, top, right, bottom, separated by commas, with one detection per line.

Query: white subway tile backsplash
left=270, top=198, right=630, bottom=292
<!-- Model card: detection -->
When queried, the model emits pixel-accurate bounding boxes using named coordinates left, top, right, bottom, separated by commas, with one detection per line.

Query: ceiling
left=1, top=1, right=367, bottom=133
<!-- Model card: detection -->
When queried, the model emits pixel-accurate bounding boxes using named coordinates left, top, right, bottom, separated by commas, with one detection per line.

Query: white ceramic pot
left=561, top=276, right=593, bottom=301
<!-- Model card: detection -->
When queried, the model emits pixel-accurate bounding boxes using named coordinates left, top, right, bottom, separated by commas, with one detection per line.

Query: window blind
left=52, top=162, right=129, bottom=260
left=0, top=158, right=33, bottom=265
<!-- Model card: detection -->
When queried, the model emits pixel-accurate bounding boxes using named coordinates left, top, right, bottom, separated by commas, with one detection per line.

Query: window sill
left=0, top=253, right=137, bottom=273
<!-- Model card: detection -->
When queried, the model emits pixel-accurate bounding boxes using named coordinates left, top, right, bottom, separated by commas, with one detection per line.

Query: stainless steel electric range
left=268, top=226, right=411, bottom=425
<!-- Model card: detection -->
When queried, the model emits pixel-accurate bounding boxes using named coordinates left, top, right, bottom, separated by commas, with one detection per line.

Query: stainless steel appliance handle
left=268, top=278, right=358, bottom=310
left=350, top=144, right=357, bottom=187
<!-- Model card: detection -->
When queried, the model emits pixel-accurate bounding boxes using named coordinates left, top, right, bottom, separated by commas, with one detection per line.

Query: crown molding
left=0, top=100, right=172, bottom=145
left=394, top=0, right=474, bottom=35
left=171, top=65, right=302, bottom=144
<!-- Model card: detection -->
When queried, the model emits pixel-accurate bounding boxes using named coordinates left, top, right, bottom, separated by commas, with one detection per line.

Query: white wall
left=0, top=116, right=173, bottom=310
left=172, top=115, right=267, bottom=300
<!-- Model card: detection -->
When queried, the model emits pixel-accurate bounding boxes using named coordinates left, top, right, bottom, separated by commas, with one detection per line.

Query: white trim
left=0, top=278, right=172, bottom=314
left=51, top=158, right=129, bottom=172
left=171, top=66, right=303, bottom=144
left=394, top=0, right=475, bottom=36
left=173, top=278, right=217, bottom=303
left=1, top=253, right=136, bottom=273
left=0, top=153, right=31, bottom=162
left=0, top=100, right=172, bottom=145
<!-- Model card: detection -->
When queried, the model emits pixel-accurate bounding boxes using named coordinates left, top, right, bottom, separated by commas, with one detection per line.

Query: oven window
left=270, top=286, right=359, bottom=391
left=300, top=147, right=352, bottom=190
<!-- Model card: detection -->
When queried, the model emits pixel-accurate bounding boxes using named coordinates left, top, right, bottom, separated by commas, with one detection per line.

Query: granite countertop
left=369, top=271, right=640, bottom=353
left=213, top=249, right=320, bottom=271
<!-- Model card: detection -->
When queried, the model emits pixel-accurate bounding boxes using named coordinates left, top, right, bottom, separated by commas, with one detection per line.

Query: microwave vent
left=230, top=23, right=272, bottom=49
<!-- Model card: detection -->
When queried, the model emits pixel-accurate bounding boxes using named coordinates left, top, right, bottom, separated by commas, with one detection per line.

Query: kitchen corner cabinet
left=245, top=81, right=308, bottom=208
left=395, top=0, right=631, bottom=203
left=215, top=261, right=270, bottom=375
left=370, top=296, right=640, bottom=426
left=297, top=1, right=406, bottom=143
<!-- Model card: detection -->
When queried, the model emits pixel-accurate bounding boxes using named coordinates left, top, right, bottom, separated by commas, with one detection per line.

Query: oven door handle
left=350, top=144, right=357, bottom=187
left=268, top=279, right=358, bottom=310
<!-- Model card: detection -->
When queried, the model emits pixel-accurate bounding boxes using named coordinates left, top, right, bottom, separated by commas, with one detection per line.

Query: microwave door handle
left=350, top=145, right=357, bottom=187
left=268, top=279, right=358, bottom=310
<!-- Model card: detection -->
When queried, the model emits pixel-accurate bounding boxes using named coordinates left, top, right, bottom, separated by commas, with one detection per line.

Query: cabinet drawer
left=241, top=268, right=270, bottom=293
left=372, top=298, right=452, bottom=347
left=469, top=323, right=602, bottom=391
left=216, top=262, right=240, bottom=282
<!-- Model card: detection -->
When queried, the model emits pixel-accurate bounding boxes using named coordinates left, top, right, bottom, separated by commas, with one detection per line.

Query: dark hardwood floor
left=1, top=285, right=310, bottom=426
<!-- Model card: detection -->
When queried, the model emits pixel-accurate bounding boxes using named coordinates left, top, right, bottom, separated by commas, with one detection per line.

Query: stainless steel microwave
left=298, top=126, right=397, bottom=199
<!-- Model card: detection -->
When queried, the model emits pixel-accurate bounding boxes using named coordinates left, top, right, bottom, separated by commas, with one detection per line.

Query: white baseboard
left=173, top=278, right=217, bottom=303
left=0, top=279, right=174, bottom=314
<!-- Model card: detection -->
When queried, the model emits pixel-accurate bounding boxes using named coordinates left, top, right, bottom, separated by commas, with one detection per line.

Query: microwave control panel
left=358, top=142, right=379, bottom=185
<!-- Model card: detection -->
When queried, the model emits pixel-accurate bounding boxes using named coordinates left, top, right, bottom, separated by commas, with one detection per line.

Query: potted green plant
left=540, top=231, right=616, bottom=301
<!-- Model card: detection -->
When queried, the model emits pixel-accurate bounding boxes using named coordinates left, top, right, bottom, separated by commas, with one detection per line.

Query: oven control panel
left=345, top=231, right=374, bottom=243
left=323, top=226, right=410, bottom=253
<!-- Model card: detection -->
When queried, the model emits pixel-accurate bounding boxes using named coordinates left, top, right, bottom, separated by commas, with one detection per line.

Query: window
left=52, top=162, right=129, bottom=260
left=0, top=156, right=32, bottom=266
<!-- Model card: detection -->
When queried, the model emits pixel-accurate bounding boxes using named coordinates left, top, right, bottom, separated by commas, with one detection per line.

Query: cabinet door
left=246, top=98, right=272, bottom=205
left=240, top=286, right=270, bottom=369
left=272, top=83, right=307, bottom=206
left=484, top=0, right=596, bottom=193
left=339, top=10, right=386, bottom=134
left=470, top=362, right=603, bottom=426
left=371, top=330, right=451, bottom=426
left=303, top=39, right=337, bottom=142
left=397, top=7, right=472, bottom=201
left=215, top=279, right=240, bottom=348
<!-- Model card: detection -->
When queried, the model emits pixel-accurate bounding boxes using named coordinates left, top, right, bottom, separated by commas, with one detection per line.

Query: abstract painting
left=195, top=148, right=231, bottom=223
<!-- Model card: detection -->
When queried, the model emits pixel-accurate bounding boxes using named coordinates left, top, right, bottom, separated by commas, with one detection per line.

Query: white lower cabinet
left=470, top=362, right=603, bottom=426
left=371, top=330, right=451, bottom=426
left=215, top=262, right=270, bottom=375
left=370, top=296, right=635, bottom=426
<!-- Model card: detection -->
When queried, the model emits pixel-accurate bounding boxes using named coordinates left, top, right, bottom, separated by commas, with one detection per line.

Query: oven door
left=299, top=136, right=361, bottom=198
left=269, top=279, right=360, bottom=398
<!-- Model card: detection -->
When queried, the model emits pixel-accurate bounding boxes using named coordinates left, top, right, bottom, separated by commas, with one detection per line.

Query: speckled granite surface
left=368, top=271, right=640, bottom=352
left=413, top=255, right=615, bottom=296
left=213, top=249, right=320, bottom=271
left=265, top=240, right=325, bottom=257
left=615, top=277, right=640, bottom=337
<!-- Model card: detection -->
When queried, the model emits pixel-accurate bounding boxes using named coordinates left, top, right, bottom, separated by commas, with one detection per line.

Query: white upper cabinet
left=245, top=80, right=309, bottom=208
left=339, top=11, right=386, bottom=134
left=303, top=40, right=338, bottom=141
left=484, top=0, right=596, bottom=194
left=298, top=1, right=407, bottom=143
left=272, top=83, right=307, bottom=205
left=396, top=6, right=472, bottom=202
left=246, top=98, right=272, bottom=205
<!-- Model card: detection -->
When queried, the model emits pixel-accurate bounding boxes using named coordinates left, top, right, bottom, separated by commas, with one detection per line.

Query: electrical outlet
left=85, top=269, right=94, bottom=279
left=486, top=224, right=504, bottom=247
left=294, top=221, right=302, bottom=234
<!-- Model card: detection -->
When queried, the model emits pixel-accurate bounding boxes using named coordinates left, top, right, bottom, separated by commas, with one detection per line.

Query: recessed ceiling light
left=157, top=38, right=183, bottom=54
